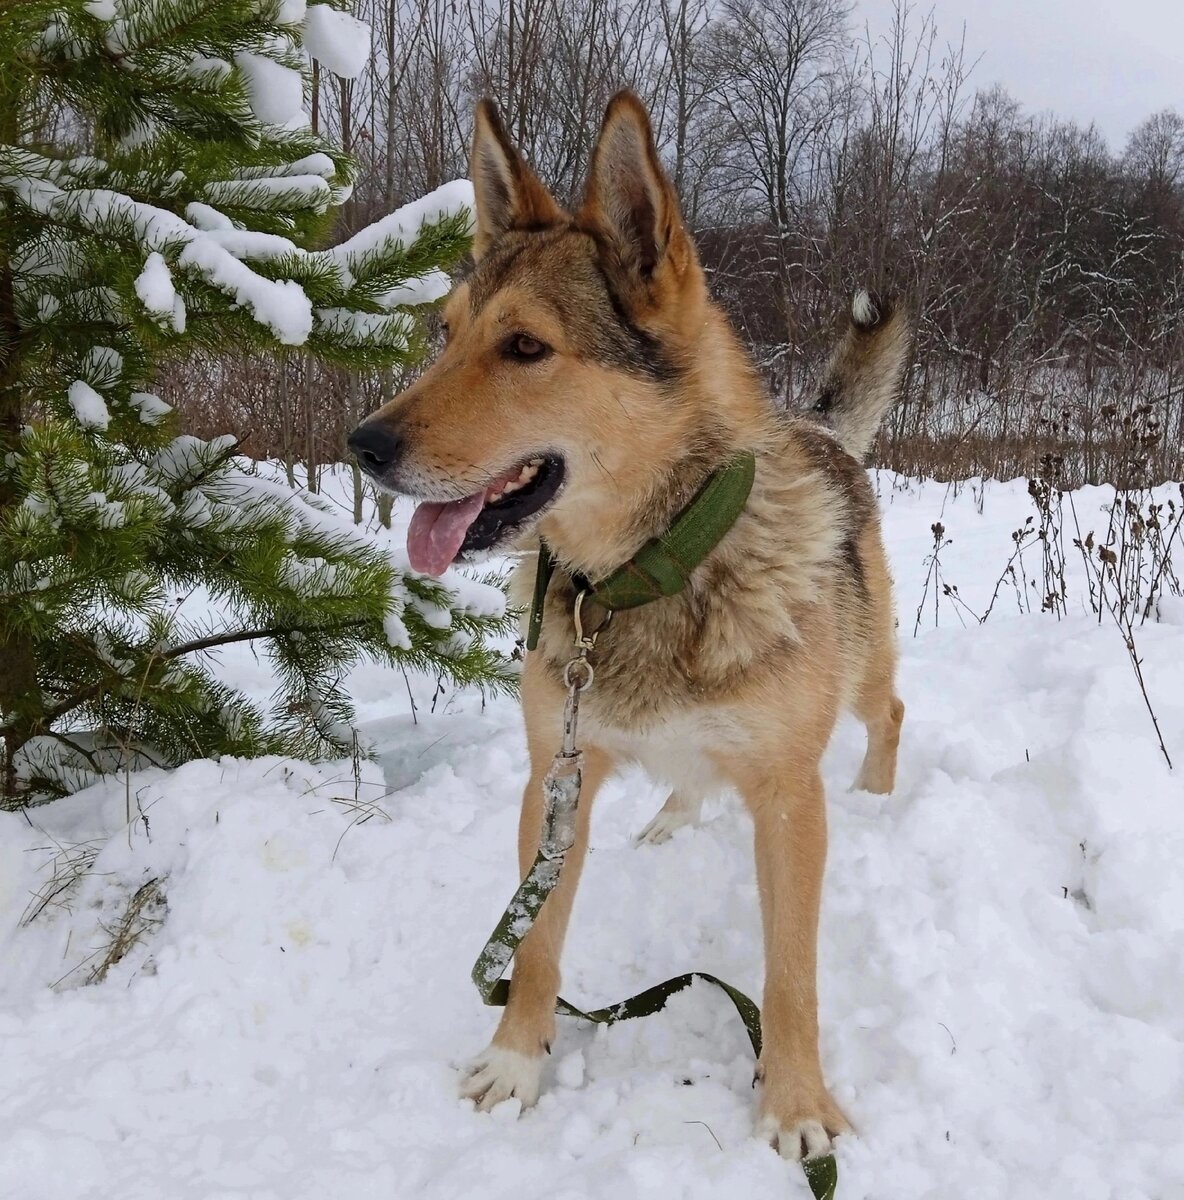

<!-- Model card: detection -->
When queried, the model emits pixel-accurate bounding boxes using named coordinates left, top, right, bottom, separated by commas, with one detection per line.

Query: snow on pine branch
left=303, top=5, right=371, bottom=79
left=1, top=147, right=474, bottom=347
left=233, top=50, right=307, bottom=129
left=135, top=253, right=186, bottom=332
left=203, top=174, right=335, bottom=213
left=68, top=381, right=110, bottom=430
left=328, top=181, right=476, bottom=268
left=178, top=459, right=507, bottom=650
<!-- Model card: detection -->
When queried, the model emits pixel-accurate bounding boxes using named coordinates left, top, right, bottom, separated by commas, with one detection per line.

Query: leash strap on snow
left=471, top=848, right=837, bottom=1200
left=474, top=591, right=837, bottom=1199
left=525, top=450, right=756, bottom=650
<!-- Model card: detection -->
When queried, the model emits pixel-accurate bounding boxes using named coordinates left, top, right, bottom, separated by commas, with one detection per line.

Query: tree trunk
left=349, top=374, right=363, bottom=524
left=279, top=357, right=296, bottom=487
left=0, top=87, right=41, bottom=801
left=304, top=362, right=319, bottom=493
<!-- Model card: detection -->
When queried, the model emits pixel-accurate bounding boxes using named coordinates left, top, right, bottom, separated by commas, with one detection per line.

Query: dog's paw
left=755, top=1085, right=851, bottom=1162
left=635, top=793, right=701, bottom=845
left=459, top=1045, right=544, bottom=1113
left=852, top=763, right=895, bottom=795
left=756, top=1114, right=837, bottom=1162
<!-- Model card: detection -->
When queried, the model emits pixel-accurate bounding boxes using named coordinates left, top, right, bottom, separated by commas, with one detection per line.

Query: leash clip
left=557, top=590, right=611, bottom=759
left=571, top=588, right=611, bottom=653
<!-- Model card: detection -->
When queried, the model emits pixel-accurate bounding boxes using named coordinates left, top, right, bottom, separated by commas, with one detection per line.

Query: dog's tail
left=810, top=291, right=910, bottom=462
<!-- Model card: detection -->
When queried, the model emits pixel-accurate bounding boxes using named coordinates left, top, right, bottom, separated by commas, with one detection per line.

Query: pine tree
left=0, top=0, right=515, bottom=804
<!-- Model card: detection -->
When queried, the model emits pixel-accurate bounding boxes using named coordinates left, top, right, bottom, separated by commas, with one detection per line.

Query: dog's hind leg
left=636, top=789, right=703, bottom=845
left=851, top=527, right=904, bottom=795
left=461, top=669, right=616, bottom=1113
left=852, top=675, right=904, bottom=795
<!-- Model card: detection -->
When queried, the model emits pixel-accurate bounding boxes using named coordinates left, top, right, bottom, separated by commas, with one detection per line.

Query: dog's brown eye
left=505, top=333, right=548, bottom=361
left=440, top=319, right=450, bottom=341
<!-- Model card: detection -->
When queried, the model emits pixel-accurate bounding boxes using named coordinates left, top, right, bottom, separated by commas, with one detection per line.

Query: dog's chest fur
left=512, top=428, right=875, bottom=786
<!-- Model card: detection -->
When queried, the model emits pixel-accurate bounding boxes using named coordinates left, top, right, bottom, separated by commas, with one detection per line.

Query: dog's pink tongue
left=406, top=492, right=486, bottom=576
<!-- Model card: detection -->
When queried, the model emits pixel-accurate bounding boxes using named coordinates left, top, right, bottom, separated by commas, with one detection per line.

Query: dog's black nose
left=348, top=421, right=402, bottom=476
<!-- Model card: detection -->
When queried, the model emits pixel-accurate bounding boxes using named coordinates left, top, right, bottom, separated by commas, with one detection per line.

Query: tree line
left=170, top=0, right=1184, bottom=489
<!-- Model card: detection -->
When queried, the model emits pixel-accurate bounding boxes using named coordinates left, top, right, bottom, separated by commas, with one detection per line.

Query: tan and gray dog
left=350, top=91, right=910, bottom=1162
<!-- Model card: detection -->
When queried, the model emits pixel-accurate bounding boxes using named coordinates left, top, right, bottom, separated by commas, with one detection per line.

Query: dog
left=349, top=91, right=909, bottom=1162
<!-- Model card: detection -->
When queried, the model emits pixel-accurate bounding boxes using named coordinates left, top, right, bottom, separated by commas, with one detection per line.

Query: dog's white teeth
left=488, top=460, right=544, bottom=504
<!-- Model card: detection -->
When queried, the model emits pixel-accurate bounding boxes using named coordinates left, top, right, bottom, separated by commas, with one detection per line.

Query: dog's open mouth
left=406, top=455, right=564, bottom=575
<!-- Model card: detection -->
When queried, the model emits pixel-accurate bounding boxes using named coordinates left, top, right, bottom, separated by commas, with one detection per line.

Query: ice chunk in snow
left=303, top=5, right=371, bottom=78
left=67, top=380, right=109, bottom=430
left=234, top=52, right=306, bottom=126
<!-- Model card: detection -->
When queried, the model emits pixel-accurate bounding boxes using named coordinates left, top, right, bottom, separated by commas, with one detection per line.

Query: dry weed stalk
left=20, top=840, right=102, bottom=926
left=86, top=877, right=168, bottom=985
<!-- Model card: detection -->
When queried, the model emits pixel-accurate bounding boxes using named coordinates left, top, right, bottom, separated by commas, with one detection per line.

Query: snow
left=134, top=252, right=185, bottom=332
left=4, top=151, right=473, bottom=350
left=2, top=473, right=1183, bottom=1199
left=303, top=4, right=372, bottom=79
left=314, top=306, right=414, bottom=346
left=177, top=237, right=313, bottom=345
left=130, top=391, right=173, bottom=425
left=284, top=152, right=337, bottom=179
left=327, top=180, right=476, bottom=272
left=81, top=345, right=123, bottom=385
left=204, top=173, right=334, bottom=212
left=184, top=54, right=232, bottom=83
left=183, top=201, right=234, bottom=231
left=234, top=51, right=306, bottom=128
left=379, top=267, right=454, bottom=308
left=66, top=380, right=109, bottom=430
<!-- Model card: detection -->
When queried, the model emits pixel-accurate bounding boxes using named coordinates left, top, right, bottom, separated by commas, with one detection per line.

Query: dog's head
left=349, top=92, right=719, bottom=576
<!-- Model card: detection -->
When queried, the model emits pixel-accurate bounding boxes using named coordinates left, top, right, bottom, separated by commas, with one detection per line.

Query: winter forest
left=174, top=0, right=1184, bottom=488
left=2, top=2, right=1183, bottom=1199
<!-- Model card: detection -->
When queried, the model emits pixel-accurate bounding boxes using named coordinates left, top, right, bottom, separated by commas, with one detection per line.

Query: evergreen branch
left=0, top=617, right=370, bottom=738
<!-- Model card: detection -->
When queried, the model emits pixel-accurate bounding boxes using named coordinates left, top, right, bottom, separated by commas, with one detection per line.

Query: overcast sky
left=855, top=0, right=1183, bottom=151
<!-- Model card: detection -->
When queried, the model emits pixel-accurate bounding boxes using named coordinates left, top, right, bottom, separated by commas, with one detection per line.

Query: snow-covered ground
left=2, top=471, right=1183, bottom=1200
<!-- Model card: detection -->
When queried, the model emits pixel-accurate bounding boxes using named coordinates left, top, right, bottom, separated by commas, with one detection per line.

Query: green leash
left=474, top=452, right=839, bottom=1199
left=471, top=812, right=837, bottom=1200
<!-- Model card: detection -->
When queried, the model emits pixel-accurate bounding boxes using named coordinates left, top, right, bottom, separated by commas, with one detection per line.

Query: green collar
left=525, top=450, right=756, bottom=651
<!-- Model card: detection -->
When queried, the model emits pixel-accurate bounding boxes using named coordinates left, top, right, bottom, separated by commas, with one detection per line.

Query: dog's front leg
left=462, top=672, right=615, bottom=1112
left=740, top=762, right=851, bottom=1161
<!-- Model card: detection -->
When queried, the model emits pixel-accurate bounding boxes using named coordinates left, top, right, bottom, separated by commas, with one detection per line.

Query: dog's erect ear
left=470, top=100, right=563, bottom=260
left=580, top=91, right=692, bottom=285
